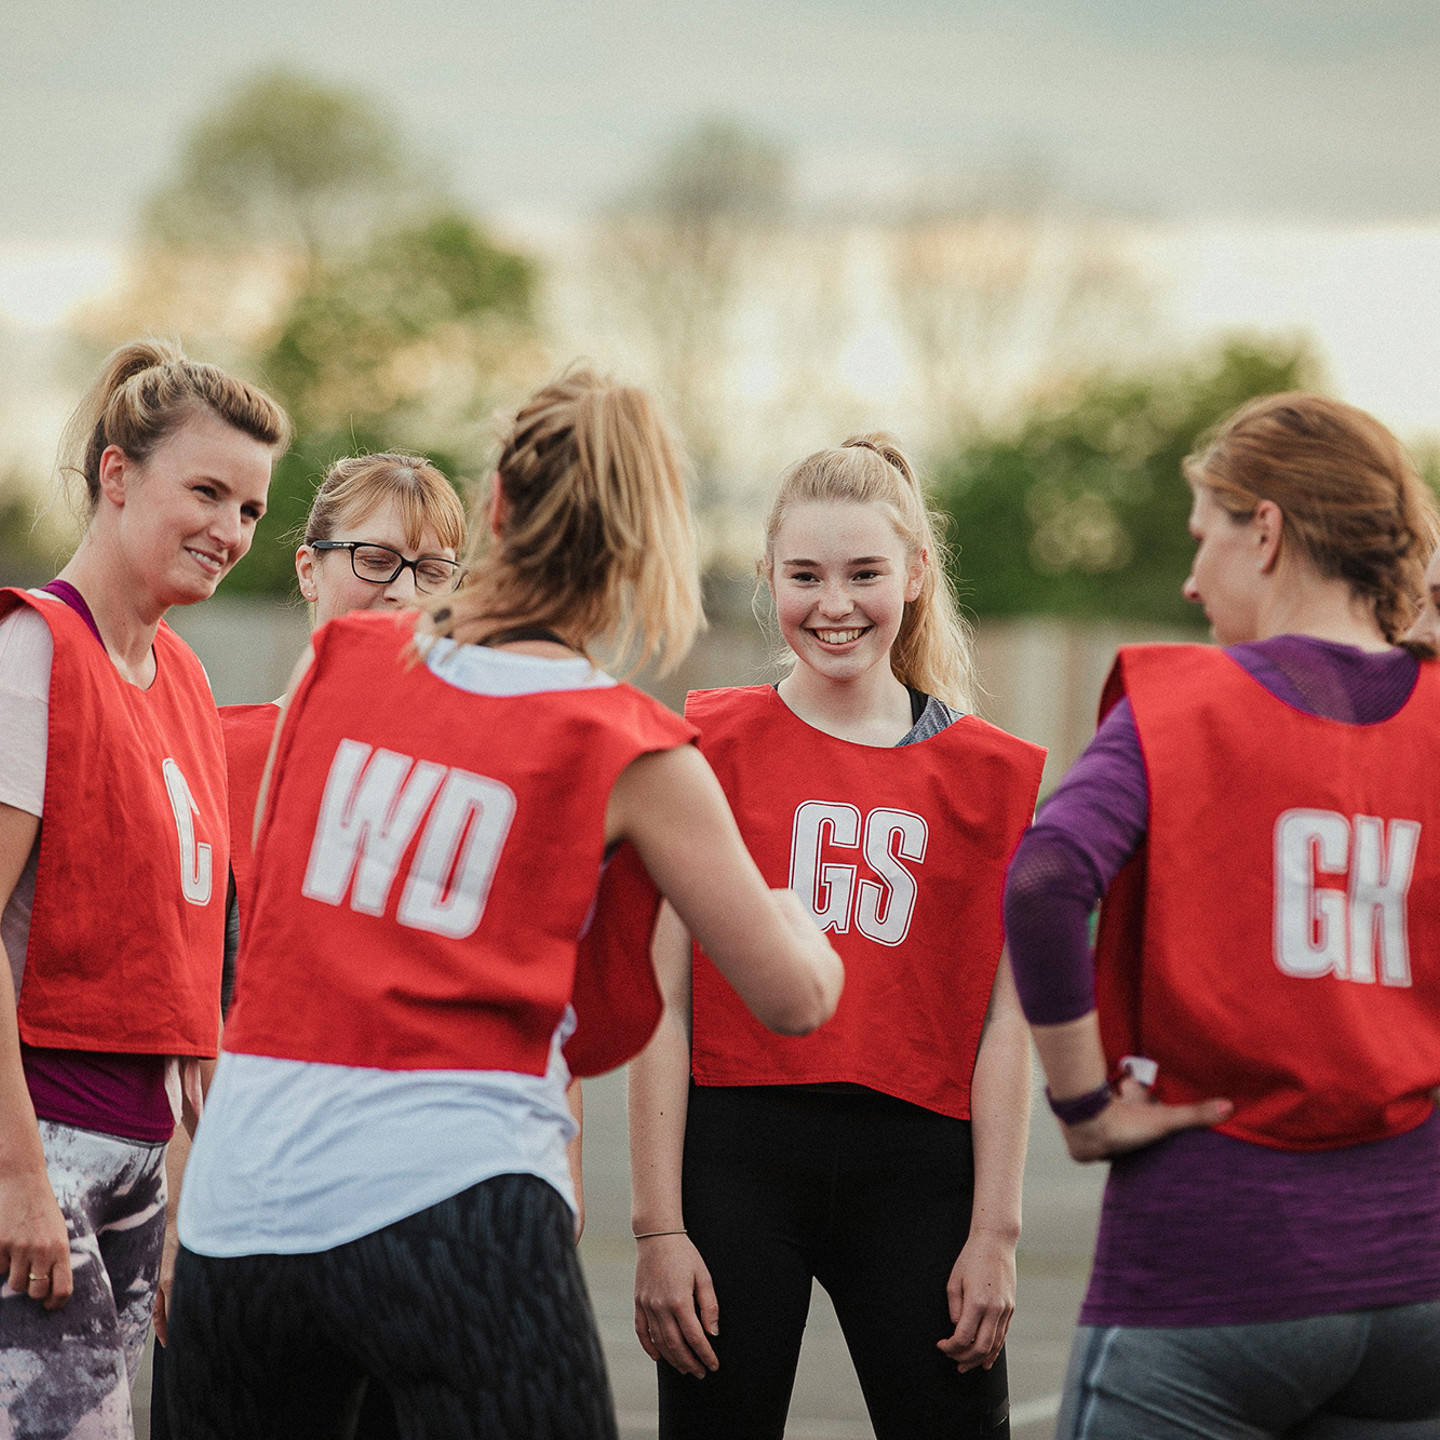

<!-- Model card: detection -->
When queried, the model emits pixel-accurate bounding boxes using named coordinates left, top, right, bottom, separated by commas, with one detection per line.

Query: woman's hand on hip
left=633, top=1232, right=720, bottom=1378
left=1062, top=1076, right=1233, bottom=1163
left=938, top=1229, right=1015, bottom=1372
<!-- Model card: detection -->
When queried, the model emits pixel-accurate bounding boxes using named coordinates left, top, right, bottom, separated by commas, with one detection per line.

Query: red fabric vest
left=0, top=588, right=227, bottom=1056
left=1094, top=644, right=1440, bottom=1150
left=565, top=841, right=666, bottom=1077
left=688, top=686, right=1045, bottom=1119
left=222, top=611, right=695, bottom=1075
left=219, top=703, right=278, bottom=938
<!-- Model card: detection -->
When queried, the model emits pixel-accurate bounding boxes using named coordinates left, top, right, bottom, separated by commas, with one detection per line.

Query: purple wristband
left=1046, top=1082, right=1113, bottom=1126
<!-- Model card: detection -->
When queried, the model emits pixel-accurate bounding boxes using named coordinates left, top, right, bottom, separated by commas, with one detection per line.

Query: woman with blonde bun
left=631, top=434, right=1044, bottom=1440
left=0, top=340, right=287, bottom=1438
left=150, top=450, right=468, bottom=1440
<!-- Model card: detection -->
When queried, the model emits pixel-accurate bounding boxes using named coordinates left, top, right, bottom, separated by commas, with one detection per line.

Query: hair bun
left=841, top=432, right=916, bottom=486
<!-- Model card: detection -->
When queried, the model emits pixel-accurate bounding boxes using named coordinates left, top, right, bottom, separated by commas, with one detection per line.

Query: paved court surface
left=134, top=1057, right=1104, bottom=1439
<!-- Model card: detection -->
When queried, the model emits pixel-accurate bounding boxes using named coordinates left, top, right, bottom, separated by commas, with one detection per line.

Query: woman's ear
left=1253, top=500, right=1284, bottom=574
left=487, top=473, right=509, bottom=540
left=295, top=546, right=318, bottom=603
left=905, top=545, right=929, bottom=603
left=96, top=445, right=129, bottom=507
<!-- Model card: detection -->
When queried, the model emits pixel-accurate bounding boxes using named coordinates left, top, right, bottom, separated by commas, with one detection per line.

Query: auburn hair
left=1184, top=393, right=1439, bottom=650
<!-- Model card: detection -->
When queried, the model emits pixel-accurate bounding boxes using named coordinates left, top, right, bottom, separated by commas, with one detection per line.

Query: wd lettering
left=303, top=739, right=517, bottom=939
left=162, top=757, right=213, bottom=907
left=1274, top=808, right=1420, bottom=986
left=789, top=800, right=927, bottom=946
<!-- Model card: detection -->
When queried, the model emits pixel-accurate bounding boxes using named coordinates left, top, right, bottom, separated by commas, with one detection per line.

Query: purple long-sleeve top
left=1005, top=636, right=1440, bottom=1327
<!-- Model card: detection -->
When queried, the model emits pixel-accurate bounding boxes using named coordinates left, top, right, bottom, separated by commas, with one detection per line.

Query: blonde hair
left=761, top=433, right=977, bottom=711
left=1184, top=393, right=1440, bottom=648
left=302, top=452, right=467, bottom=554
left=431, top=367, right=702, bottom=673
left=60, top=338, right=290, bottom=517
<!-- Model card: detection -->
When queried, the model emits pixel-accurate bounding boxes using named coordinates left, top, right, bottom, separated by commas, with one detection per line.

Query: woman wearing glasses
left=150, top=453, right=467, bottom=1438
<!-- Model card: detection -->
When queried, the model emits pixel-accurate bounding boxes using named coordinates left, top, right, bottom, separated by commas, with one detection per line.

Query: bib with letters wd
left=1094, top=644, right=1440, bottom=1150
left=219, top=702, right=278, bottom=940
left=221, top=611, right=694, bottom=1076
left=688, top=686, right=1045, bottom=1119
left=0, top=587, right=227, bottom=1056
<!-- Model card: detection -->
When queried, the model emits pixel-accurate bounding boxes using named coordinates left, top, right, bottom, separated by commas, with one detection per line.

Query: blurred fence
left=170, top=595, right=1193, bottom=789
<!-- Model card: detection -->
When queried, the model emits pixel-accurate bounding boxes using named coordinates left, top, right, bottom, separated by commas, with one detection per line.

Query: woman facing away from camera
left=630, top=435, right=1044, bottom=1440
left=1006, top=393, right=1440, bottom=1439
left=165, top=367, right=844, bottom=1439
left=0, top=339, right=288, bottom=1438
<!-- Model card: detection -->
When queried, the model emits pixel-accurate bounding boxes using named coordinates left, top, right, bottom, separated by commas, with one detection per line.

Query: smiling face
left=770, top=500, right=923, bottom=685
left=108, top=408, right=273, bottom=610
left=1181, top=483, right=1271, bottom=645
left=297, top=493, right=459, bottom=629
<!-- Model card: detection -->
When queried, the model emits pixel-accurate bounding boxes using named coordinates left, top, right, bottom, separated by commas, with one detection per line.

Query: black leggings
left=166, top=1172, right=616, bottom=1440
left=659, top=1084, right=1010, bottom=1440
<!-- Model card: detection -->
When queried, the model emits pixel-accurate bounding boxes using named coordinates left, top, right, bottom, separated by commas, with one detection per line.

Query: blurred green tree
left=936, top=337, right=1323, bottom=624
left=596, top=117, right=792, bottom=509
left=76, top=66, right=546, bottom=595
left=227, top=211, right=541, bottom=594
left=143, top=67, right=437, bottom=265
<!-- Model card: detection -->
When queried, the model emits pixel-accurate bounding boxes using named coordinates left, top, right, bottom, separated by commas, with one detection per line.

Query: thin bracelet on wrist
left=1045, top=1081, right=1113, bottom=1126
left=633, top=1228, right=688, bottom=1240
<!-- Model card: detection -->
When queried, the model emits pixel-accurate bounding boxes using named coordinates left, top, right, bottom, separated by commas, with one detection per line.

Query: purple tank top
left=21, top=582, right=174, bottom=1144
left=1005, top=636, right=1440, bottom=1326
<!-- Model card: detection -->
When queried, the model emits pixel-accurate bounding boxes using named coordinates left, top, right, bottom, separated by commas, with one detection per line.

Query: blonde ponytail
left=432, top=367, right=703, bottom=674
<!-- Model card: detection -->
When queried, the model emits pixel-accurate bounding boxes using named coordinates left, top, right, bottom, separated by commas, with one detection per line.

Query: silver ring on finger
left=27, top=1273, right=48, bottom=1286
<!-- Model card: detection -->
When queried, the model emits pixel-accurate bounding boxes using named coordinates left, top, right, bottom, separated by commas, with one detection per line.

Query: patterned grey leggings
left=0, top=1120, right=167, bottom=1439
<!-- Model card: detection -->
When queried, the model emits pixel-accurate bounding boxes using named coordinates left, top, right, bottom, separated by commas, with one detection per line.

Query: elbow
left=763, top=959, right=843, bottom=1037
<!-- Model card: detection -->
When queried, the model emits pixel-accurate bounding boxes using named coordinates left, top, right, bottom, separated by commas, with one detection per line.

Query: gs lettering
left=789, top=800, right=927, bottom=946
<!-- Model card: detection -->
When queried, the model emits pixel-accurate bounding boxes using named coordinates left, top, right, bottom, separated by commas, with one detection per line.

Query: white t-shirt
left=179, top=641, right=620, bottom=1256
left=0, top=604, right=53, bottom=993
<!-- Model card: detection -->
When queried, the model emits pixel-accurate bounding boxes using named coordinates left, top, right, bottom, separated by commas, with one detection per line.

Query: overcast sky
left=6, top=0, right=1440, bottom=246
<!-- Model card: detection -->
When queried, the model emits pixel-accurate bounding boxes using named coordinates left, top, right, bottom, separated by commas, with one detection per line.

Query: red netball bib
left=688, top=686, right=1044, bottom=1119
left=1095, top=644, right=1440, bottom=1150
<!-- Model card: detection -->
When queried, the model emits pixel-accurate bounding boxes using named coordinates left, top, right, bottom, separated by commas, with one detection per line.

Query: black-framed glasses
left=310, top=541, right=464, bottom=595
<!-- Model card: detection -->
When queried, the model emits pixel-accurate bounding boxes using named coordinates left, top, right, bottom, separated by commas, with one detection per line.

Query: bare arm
left=938, top=952, right=1029, bottom=1372
left=629, top=903, right=718, bottom=1377
left=606, top=744, right=841, bottom=1036
left=0, top=803, right=72, bottom=1309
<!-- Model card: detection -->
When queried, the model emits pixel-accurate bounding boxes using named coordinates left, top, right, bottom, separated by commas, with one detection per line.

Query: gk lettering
left=789, top=801, right=927, bottom=946
left=302, top=739, right=516, bottom=940
left=1273, top=808, right=1420, bottom=986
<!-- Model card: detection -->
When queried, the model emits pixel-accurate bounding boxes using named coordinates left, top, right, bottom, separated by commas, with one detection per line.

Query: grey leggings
left=1058, top=1304, right=1440, bottom=1439
left=0, top=1120, right=167, bottom=1440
